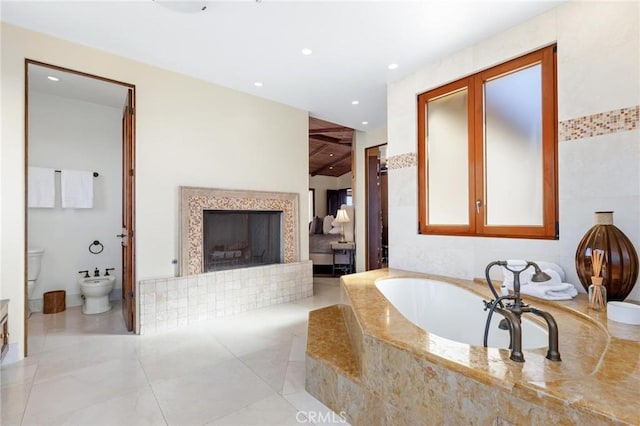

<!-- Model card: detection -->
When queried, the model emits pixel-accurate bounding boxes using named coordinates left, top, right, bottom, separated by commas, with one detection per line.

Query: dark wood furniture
left=331, top=242, right=355, bottom=276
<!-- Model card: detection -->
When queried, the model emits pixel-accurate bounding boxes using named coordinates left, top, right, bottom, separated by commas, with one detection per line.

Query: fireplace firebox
left=203, top=210, right=282, bottom=271
left=180, top=187, right=299, bottom=276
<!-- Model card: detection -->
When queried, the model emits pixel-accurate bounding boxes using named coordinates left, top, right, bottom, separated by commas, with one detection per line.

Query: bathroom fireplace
left=203, top=210, right=283, bottom=272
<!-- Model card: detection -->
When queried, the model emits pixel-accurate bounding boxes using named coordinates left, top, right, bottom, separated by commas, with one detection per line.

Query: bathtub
left=375, top=277, right=548, bottom=349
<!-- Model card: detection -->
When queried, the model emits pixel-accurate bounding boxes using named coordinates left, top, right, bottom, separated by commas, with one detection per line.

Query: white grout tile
left=44, top=387, right=167, bottom=426
left=239, top=342, right=292, bottom=393
left=23, top=358, right=150, bottom=424
left=150, top=358, right=275, bottom=425
left=205, top=393, right=303, bottom=426
left=281, top=361, right=306, bottom=395
left=0, top=381, right=31, bottom=426
left=6, top=279, right=343, bottom=426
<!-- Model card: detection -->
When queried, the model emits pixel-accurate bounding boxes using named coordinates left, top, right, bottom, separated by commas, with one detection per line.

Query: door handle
left=116, top=234, right=126, bottom=238
left=476, top=199, right=482, bottom=214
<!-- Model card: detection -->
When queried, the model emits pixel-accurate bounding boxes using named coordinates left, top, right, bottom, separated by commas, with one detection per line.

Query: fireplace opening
left=203, top=210, right=283, bottom=272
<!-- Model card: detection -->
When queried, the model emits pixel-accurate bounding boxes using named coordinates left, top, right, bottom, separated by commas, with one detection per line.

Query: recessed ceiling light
left=47, top=76, right=59, bottom=82
left=388, top=63, right=399, bottom=70
left=254, top=81, right=263, bottom=87
left=329, top=166, right=334, bottom=170
left=362, top=121, right=369, bottom=125
left=351, top=100, right=359, bottom=105
left=301, top=48, right=312, bottom=56
left=153, top=0, right=208, bottom=13
left=329, top=153, right=334, bottom=157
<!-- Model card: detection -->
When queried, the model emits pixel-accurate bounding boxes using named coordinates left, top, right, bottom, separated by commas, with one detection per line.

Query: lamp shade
left=336, top=209, right=350, bottom=223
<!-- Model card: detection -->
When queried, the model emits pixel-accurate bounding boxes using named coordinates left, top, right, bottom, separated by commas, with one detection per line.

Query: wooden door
left=366, top=147, right=382, bottom=270
left=121, top=89, right=135, bottom=332
left=380, top=170, right=389, bottom=266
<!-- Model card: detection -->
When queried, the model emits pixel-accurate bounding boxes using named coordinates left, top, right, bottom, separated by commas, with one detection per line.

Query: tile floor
left=1, top=278, right=349, bottom=426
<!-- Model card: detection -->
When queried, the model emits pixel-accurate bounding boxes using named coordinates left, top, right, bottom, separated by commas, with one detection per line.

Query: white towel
left=61, top=170, right=93, bottom=208
left=522, top=283, right=578, bottom=300
left=502, top=261, right=566, bottom=286
left=28, top=167, right=55, bottom=208
left=504, top=280, right=578, bottom=300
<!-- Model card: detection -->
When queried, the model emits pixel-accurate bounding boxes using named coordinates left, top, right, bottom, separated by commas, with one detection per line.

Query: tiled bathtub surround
left=180, top=187, right=300, bottom=275
left=559, top=105, right=640, bottom=141
left=306, top=269, right=640, bottom=425
left=139, top=260, right=312, bottom=334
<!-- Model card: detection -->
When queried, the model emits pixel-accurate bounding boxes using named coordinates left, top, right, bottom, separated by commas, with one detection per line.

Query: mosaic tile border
left=559, top=105, right=639, bottom=141
left=386, top=106, right=639, bottom=170
left=180, top=187, right=299, bottom=276
left=387, top=152, right=417, bottom=170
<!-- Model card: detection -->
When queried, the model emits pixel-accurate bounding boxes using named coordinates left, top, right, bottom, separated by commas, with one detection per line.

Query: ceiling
left=1, top=1, right=563, bottom=131
left=28, top=63, right=129, bottom=109
left=309, top=117, right=353, bottom=177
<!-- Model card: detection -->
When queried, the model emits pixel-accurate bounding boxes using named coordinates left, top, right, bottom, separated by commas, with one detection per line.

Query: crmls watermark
left=296, top=410, right=348, bottom=424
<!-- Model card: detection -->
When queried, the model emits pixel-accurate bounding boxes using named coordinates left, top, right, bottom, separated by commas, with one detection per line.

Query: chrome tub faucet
left=482, top=260, right=561, bottom=363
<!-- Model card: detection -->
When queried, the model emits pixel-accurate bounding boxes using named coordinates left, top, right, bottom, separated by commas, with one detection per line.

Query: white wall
left=28, top=92, right=122, bottom=308
left=387, top=1, right=640, bottom=301
left=1, top=23, right=309, bottom=358
left=353, top=128, right=387, bottom=272
left=308, top=172, right=352, bottom=218
left=337, top=172, right=352, bottom=190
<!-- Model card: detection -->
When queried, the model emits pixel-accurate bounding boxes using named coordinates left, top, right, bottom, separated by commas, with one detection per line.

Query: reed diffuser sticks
left=590, top=249, right=606, bottom=310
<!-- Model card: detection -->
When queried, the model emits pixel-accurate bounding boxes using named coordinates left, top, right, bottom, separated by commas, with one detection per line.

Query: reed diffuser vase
left=588, top=250, right=606, bottom=310
left=575, top=211, right=639, bottom=301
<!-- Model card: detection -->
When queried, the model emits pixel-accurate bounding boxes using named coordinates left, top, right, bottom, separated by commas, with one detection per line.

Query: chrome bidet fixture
left=482, top=260, right=561, bottom=363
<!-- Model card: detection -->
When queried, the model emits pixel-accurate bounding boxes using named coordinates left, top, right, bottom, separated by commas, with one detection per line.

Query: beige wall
left=1, top=23, right=309, bottom=358
left=387, top=1, right=640, bottom=300
left=308, top=173, right=352, bottom=218
left=353, top=128, right=387, bottom=272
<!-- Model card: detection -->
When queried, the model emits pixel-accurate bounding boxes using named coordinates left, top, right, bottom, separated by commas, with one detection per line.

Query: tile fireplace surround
left=137, top=187, right=312, bottom=335
left=180, top=186, right=300, bottom=275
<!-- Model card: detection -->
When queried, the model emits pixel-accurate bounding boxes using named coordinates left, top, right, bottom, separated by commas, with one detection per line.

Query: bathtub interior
left=375, top=278, right=548, bottom=349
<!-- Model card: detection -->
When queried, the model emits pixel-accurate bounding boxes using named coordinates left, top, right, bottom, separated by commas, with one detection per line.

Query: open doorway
left=24, top=61, right=136, bottom=356
left=365, top=144, right=388, bottom=270
left=308, top=117, right=354, bottom=276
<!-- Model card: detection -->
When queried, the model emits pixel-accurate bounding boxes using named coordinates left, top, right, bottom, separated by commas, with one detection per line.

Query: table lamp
left=335, top=208, right=350, bottom=243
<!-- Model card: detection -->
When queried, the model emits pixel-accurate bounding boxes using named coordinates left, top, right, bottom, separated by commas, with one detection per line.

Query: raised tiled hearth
left=139, top=261, right=313, bottom=334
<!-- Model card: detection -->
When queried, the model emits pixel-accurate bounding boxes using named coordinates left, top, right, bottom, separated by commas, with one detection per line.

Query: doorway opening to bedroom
left=308, top=117, right=354, bottom=276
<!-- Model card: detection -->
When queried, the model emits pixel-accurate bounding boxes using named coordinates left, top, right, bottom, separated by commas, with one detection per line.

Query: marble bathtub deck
left=311, top=269, right=640, bottom=425
left=0, top=278, right=349, bottom=426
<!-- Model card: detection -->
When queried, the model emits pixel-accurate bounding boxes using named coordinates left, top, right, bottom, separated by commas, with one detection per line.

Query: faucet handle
left=104, top=268, right=115, bottom=276
left=78, top=270, right=90, bottom=278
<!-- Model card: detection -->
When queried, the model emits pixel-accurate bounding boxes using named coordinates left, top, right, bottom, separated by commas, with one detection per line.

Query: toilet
left=79, top=276, right=116, bottom=314
left=27, top=248, right=45, bottom=302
